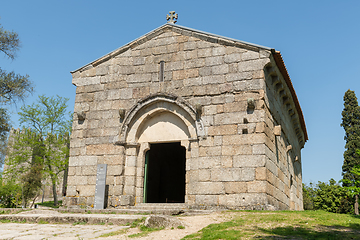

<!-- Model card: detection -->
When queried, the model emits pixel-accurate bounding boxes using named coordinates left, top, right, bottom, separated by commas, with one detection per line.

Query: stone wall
left=65, top=24, right=306, bottom=210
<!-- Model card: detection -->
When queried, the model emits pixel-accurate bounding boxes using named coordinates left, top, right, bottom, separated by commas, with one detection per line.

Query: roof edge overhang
left=271, top=49, right=308, bottom=142
left=71, top=23, right=272, bottom=74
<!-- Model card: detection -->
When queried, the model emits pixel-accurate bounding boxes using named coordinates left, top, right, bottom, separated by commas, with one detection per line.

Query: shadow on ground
left=255, top=223, right=360, bottom=240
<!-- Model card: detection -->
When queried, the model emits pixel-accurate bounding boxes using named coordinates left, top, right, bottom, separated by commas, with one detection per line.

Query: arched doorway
left=117, top=94, right=205, bottom=205
left=144, top=142, right=186, bottom=203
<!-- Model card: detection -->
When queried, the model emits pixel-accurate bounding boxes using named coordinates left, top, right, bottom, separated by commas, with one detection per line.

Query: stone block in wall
left=237, top=59, right=270, bottom=72
left=82, top=166, right=97, bottom=176
left=223, top=102, right=247, bottom=113
left=184, top=77, right=202, bottom=87
left=113, top=185, right=123, bottom=196
left=247, top=181, right=266, bottom=193
left=123, top=185, right=135, bottom=196
left=252, top=144, right=265, bottom=155
left=278, top=169, right=285, bottom=183
left=199, top=146, right=221, bottom=157
left=120, top=195, right=135, bottom=206
left=186, top=170, right=198, bottom=183
left=221, top=156, right=233, bottom=168
left=199, top=137, right=214, bottom=147
left=225, top=72, right=252, bottom=82
left=107, top=165, right=123, bottom=176
left=224, top=182, right=247, bottom=194
left=86, top=197, right=94, bottom=207
left=68, top=176, right=87, bottom=185
left=87, top=176, right=96, bottom=185
left=185, top=195, right=196, bottom=205
left=255, top=167, right=267, bottom=180
left=212, top=46, right=226, bottom=56
left=106, top=175, right=114, bottom=185
left=69, top=156, right=98, bottom=167
left=125, top=156, right=137, bottom=167
left=255, top=122, right=265, bottom=133
left=208, top=124, right=237, bottom=136
left=240, top=168, right=256, bottom=181
left=86, top=144, right=121, bottom=156
left=75, top=167, right=82, bottom=175
left=210, top=168, right=240, bottom=182
left=195, top=195, right=219, bottom=205
left=198, top=48, right=212, bottom=58
left=198, top=169, right=211, bottom=181
left=211, top=65, right=229, bottom=75
left=187, top=182, right=224, bottom=195
left=266, top=169, right=278, bottom=187
left=66, top=186, right=77, bottom=196
left=198, top=156, right=221, bottom=169
left=98, top=155, right=124, bottom=165
left=124, top=167, right=136, bottom=176
left=233, top=155, right=266, bottom=168
left=214, top=136, right=222, bottom=146
left=124, top=176, right=135, bottom=186
left=68, top=166, right=76, bottom=176
left=224, top=53, right=241, bottom=63
left=218, top=193, right=267, bottom=207
left=76, top=185, right=95, bottom=197
left=242, top=51, right=260, bottom=61
left=221, top=145, right=252, bottom=156
left=265, top=158, right=278, bottom=176
left=199, top=67, right=212, bottom=76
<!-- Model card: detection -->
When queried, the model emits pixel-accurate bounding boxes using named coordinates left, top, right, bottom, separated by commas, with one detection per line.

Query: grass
left=98, top=217, right=164, bottom=238
left=0, top=210, right=11, bottom=215
left=72, top=221, right=87, bottom=225
left=37, top=200, right=62, bottom=208
left=128, top=225, right=164, bottom=238
left=97, top=229, right=128, bottom=238
left=182, top=210, right=360, bottom=240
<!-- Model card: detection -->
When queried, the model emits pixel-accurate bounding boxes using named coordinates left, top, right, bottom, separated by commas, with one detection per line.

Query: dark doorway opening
left=144, top=142, right=186, bottom=203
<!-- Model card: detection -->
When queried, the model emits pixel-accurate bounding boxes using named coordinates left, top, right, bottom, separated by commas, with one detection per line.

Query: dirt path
left=0, top=211, right=226, bottom=240
left=107, top=212, right=225, bottom=240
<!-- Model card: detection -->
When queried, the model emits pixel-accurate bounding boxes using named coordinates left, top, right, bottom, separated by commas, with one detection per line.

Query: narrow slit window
left=159, top=61, right=165, bottom=82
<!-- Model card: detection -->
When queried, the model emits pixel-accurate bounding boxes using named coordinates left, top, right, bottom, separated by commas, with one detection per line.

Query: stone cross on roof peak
left=166, top=11, right=178, bottom=24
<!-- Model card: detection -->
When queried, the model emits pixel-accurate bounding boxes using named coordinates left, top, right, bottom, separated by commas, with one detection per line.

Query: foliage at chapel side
left=340, top=89, right=360, bottom=214
left=4, top=95, right=71, bottom=207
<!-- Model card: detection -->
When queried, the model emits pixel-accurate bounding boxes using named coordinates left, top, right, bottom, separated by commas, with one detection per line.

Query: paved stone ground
left=0, top=223, right=129, bottom=239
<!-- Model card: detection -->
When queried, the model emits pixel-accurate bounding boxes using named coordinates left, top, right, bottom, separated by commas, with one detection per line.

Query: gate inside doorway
left=143, top=142, right=186, bottom=203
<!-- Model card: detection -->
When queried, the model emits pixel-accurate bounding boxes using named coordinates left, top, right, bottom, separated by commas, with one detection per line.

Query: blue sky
left=1, top=1, right=360, bottom=184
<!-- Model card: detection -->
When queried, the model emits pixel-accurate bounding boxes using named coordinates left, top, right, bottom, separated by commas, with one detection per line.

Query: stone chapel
left=65, top=16, right=307, bottom=210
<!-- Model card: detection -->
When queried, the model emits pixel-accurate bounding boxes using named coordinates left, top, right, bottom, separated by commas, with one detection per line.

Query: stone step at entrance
left=132, top=203, right=188, bottom=210
left=129, top=203, right=188, bottom=215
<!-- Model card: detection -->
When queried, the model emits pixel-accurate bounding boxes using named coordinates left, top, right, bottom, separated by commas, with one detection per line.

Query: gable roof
left=71, top=23, right=271, bottom=73
left=71, top=23, right=307, bottom=143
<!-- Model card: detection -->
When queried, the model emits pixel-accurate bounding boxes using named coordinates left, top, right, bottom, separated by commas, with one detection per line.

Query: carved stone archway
left=116, top=93, right=204, bottom=205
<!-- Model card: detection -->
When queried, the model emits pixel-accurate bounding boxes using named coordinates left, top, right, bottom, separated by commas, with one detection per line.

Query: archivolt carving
left=114, top=93, right=205, bottom=145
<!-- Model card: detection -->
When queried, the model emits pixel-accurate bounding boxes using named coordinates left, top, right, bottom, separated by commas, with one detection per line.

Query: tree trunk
left=52, top=179, right=58, bottom=207
left=355, top=194, right=359, bottom=215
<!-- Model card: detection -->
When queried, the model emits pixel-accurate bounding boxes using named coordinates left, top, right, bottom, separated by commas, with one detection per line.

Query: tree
left=0, top=175, right=21, bottom=208
left=6, top=95, right=71, bottom=206
left=5, top=128, right=44, bottom=207
left=0, top=108, right=10, bottom=168
left=313, top=179, right=353, bottom=214
left=303, top=180, right=354, bottom=213
left=0, top=20, right=33, bottom=158
left=341, top=89, right=360, bottom=214
left=302, top=183, right=315, bottom=210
